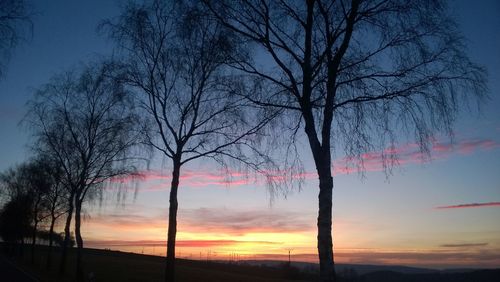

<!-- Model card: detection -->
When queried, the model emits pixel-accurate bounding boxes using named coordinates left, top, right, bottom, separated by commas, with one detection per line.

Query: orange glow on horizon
left=81, top=212, right=500, bottom=269
left=85, top=216, right=318, bottom=259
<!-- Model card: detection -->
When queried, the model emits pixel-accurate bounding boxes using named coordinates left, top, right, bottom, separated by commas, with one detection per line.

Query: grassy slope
left=7, top=246, right=312, bottom=282
left=4, top=245, right=500, bottom=282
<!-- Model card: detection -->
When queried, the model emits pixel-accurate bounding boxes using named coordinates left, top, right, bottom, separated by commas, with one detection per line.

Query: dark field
left=2, top=245, right=499, bottom=282
left=1, top=245, right=312, bottom=282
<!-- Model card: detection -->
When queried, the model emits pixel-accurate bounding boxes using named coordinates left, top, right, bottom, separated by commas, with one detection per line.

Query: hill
left=2, top=245, right=499, bottom=282
left=244, top=260, right=438, bottom=275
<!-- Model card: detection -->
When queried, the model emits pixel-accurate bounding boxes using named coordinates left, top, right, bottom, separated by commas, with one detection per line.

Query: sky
left=0, top=0, right=499, bottom=269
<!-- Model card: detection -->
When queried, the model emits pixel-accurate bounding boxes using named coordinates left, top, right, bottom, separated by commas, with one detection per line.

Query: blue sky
left=0, top=0, right=499, bottom=268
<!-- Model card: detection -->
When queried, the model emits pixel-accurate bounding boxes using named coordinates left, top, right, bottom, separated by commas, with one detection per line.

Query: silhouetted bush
left=0, top=194, right=33, bottom=243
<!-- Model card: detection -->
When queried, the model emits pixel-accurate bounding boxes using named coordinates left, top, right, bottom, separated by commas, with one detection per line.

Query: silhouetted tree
left=30, top=155, right=68, bottom=269
left=1, top=158, right=68, bottom=266
left=103, top=1, right=277, bottom=281
left=36, top=230, right=74, bottom=247
left=0, top=160, right=52, bottom=262
left=0, top=165, right=33, bottom=256
left=0, top=193, right=32, bottom=256
left=25, top=62, right=138, bottom=281
left=204, top=1, right=487, bottom=281
left=0, top=164, right=25, bottom=204
left=22, top=159, right=53, bottom=264
left=0, top=0, right=31, bottom=78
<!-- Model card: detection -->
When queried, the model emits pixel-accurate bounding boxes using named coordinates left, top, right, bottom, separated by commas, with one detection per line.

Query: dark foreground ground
left=0, top=254, right=38, bottom=282
left=1, top=244, right=312, bottom=282
left=1, top=244, right=499, bottom=282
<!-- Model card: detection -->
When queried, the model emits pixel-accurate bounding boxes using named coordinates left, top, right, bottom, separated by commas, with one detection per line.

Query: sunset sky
left=1, top=0, right=499, bottom=269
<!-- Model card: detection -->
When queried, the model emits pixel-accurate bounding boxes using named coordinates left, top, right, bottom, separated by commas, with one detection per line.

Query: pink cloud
left=107, top=138, right=499, bottom=190
left=458, top=139, right=499, bottom=154
left=332, top=143, right=423, bottom=175
left=333, top=138, right=500, bottom=175
left=109, top=167, right=319, bottom=191
left=178, top=208, right=315, bottom=235
left=435, top=202, right=500, bottom=209
left=109, top=171, right=169, bottom=183
left=432, top=143, right=453, bottom=152
left=109, top=169, right=253, bottom=191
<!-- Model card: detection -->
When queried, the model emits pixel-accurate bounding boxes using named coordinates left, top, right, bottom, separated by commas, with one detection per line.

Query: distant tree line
left=0, top=157, right=74, bottom=266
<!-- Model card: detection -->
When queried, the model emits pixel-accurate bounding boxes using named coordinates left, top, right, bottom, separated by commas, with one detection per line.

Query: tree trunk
left=317, top=166, right=336, bottom=282
left=165, top=158, right=181, bottom=282
left=75, top=199, right=84, bottom=282
left=19, top=238, right=24, bottom=258
left=31, top=218, right=38, bottom=265
left=47, top=214, right=56, bottom=269
left=302, top=111, right=336, bottom=282
left=31, top=196, right=42, bottom=265
left=59, top=192, right=74, bottom=274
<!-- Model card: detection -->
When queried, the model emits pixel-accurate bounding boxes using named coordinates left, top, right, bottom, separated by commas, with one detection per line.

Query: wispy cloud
left=88, top=207, right=316, bottom=238
left=108, top=137, right=499, bottom=190
left=435, top=202, right=500, bottom=209
left=457, top=139, right=499, bottom=154
left=333, top=248, right=500, bottom=269
left=440, top=243, right=488, bottom=248
left=179, top=208, right=316, bottom=235
left=87, top=212, right=167, bottom=239
left=109, top=169, right=253, bottom=191
left=86, top=239, right=280, bottom=248
left=333, top=138, right=500, bottom=175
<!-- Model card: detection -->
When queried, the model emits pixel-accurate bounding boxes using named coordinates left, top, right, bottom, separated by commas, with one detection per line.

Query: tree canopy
left=0, top=0, right=31, bottom=77
left=203, top=1, right=487, bottom=281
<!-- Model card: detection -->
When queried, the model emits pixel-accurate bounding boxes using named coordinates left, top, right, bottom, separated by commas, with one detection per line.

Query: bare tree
left=35, top=155, right=67, bottom=269
left=0, top=159, right=53, bottom=263
left=22, top=160, right=52, bottom=265
left=0, top=164, right=25, bottom=204
left=0, top=164, right=33, bottom=258
left=0, top=0, right=31, bottom=78
left=103, top=1, right=277, bottom=281
left=203, top=1, right=487, bottom=281
left=25, top=62, right=139, bottom=281
left=0, top=193, right=32, bottom=256
left=9, top=155, right=69, bottom=268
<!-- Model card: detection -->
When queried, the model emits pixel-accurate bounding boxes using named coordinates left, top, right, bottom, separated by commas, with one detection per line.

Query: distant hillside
left=361, top=269, right=500, bottom=282
left=242, top=259, right=500, bottom=282
left=243, top=260, right=438, bottom=274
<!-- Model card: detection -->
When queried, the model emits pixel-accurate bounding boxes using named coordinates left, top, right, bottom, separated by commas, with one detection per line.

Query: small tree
left=22, top=160, right=53, bottom=264
left=103, top=1, right=277, bottom=281
left=0, top=160, right=51, bottom=262
left=0, top=193, right=32, bottom=256
left=26, top=62, right=138, bottom=281
left=204, top=1, right=487, bottom=281
left=31, top=155, right=68, bottom=269
left=0, top=164, right=25, bottom=203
